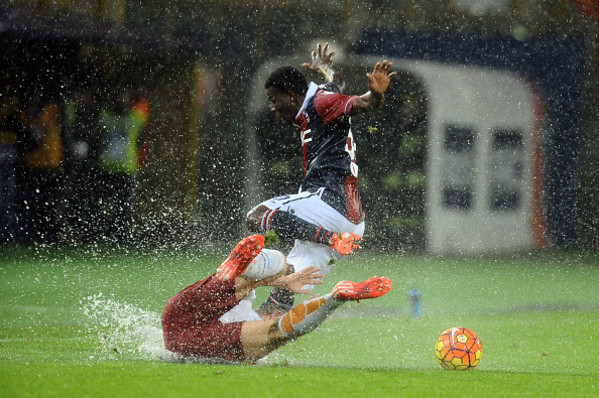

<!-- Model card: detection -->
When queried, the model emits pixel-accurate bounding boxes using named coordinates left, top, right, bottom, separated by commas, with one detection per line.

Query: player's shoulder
left=313, top=83, right=344, bottom=104
left=319, top=82, right=342, bottom=94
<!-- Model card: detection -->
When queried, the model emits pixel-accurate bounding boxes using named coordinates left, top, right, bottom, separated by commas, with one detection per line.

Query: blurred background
left=0, top=0, right=597, bottom=253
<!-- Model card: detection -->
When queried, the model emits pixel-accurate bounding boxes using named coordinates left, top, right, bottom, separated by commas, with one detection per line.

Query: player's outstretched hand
left=302, top=42, right=335, bottom=79
left=330, top=232, right=362, bottom=256
left=272, top=266, right=324, bottom=295
left=367, top=60, right=397, bottom=94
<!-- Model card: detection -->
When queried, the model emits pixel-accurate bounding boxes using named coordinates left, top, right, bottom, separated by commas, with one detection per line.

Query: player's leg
left=278, top=276, right=392, bottom=338
left=233, top=249, right=288, bottom=301
left=246, top=203, right=335, bottom=244
left=240, top=276, right=392, bottom=361
left=215, top=234, right=265, bottom=282
left=246, top=196, right=361, bottom=256
left=249, top=193, right=363, bottom=313
left=239, top=317, right=284, bottom=360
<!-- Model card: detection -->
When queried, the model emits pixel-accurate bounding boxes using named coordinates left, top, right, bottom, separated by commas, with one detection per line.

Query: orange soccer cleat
left=331, top=276, right=392, bottom=301
left=215, top=235, right=265, bottom=281
left=329, top=232, right=361, bottom=256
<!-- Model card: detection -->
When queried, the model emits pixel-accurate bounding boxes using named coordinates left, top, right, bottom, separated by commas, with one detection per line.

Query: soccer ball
left=435, top=327, right=482, bottom=370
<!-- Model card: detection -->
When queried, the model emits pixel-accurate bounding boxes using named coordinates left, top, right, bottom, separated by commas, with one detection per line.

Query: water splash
left=80, top=293, right=177, bottom=362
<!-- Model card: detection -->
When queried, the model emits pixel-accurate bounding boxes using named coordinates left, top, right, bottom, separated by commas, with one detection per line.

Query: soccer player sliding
left=161, top=234, right=391, bottom=363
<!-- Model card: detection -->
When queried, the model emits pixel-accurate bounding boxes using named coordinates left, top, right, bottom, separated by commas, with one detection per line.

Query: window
left=442, top=124, right=476, bottom=210
left=489, top=129, right=524, bottom=211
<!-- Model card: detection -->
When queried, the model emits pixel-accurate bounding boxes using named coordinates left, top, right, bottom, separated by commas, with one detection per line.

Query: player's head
left=265, top=66, right=307, bottom=96
left=265, top=66, right=307, bottom=124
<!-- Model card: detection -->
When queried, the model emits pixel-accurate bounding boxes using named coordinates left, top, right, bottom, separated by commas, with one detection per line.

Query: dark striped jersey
left=294, top=82, right=363, bottom=224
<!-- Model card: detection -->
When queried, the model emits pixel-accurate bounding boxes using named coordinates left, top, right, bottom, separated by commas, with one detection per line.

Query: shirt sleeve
left=313, top=89, right=360, bottom=125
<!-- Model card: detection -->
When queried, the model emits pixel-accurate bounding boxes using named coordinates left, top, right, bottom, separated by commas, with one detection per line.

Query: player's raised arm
left=351, top=60, right=397, bottom=114
left=302, top=42, right=343, bottom=86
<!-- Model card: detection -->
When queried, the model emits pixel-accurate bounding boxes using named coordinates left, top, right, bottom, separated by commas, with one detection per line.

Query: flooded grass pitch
left=1, top=246, right=598, bottom=397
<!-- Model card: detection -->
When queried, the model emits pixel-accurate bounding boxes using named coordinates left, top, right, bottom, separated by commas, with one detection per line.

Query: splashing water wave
left=80, top=293, right=180, bottom=362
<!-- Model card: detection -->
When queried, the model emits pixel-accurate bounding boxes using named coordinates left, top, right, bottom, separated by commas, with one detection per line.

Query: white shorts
left=254, top=188, right=365, bottom=280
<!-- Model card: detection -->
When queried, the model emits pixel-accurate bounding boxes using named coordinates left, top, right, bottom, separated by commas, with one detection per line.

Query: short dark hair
left=265, top=66, right=307, bottom=96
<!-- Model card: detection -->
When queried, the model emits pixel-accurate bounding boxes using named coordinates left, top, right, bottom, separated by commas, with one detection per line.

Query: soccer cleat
left=258, top=292, right=294, bottom=314
left=331, top=276, right=392, bottom=301
left=258, top=285, right=295, bottom=314
left=215, top=235, right=265, bottom=281
left=329, top=232, right=361, bottom=256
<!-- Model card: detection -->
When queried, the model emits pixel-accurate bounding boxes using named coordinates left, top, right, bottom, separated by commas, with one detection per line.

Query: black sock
left=259, top=264, right=295, bottom=312
left=260, top=209, right=334, bottom=245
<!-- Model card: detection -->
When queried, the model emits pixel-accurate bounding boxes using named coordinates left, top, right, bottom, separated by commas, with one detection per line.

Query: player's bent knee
left=241, top=318, right=286, bottom=360
left=246, top=205, right=268, bottom=232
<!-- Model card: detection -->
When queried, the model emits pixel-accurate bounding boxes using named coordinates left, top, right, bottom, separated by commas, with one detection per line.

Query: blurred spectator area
left=0, top=33, right=207, bottom=243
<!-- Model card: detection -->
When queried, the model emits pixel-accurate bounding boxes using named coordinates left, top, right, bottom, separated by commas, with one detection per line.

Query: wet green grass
left=1, top=245, right=598, bottom=397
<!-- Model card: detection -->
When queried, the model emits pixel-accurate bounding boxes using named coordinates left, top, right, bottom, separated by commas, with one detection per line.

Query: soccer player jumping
left=246, top=42, right=397, bottom=312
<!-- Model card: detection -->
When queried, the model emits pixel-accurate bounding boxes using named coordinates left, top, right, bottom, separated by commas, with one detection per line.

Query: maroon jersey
left=161, top=276, right=245, bottom=362
left=294, top=82, right=362, bottom=224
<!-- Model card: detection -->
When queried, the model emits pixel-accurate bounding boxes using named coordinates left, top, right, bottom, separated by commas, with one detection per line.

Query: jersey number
left=345, top=129, right=358, bottom=178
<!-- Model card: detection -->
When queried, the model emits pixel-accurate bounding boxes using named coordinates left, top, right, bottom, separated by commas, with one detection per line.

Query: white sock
left=241, top=249, right=286, bottom=281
